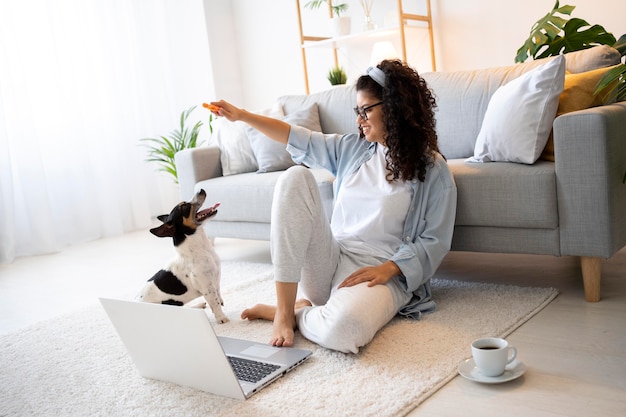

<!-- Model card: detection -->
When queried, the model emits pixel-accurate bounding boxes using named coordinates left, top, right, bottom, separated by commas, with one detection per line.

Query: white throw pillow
left=468, top=55, right=566, bottom=164
left=210, top=103, right=284, bottom=176
left=248, top=103, right=322, bottom=173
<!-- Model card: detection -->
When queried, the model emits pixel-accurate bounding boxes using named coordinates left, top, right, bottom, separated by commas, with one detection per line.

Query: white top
left=331, top=144, right=412, bottom=258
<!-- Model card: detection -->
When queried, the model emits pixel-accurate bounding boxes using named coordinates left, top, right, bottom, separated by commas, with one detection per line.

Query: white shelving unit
left=296, top=0, right=436, bottom=93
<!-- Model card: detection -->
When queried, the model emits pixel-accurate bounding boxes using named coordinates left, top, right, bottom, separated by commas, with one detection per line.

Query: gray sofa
left=176, top=46, right=626, bottom=302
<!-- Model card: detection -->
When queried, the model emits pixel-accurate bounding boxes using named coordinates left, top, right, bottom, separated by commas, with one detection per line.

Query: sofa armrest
left=554, top=101, right=626, bottom=258
left=175, top=146, right=223, bottom=200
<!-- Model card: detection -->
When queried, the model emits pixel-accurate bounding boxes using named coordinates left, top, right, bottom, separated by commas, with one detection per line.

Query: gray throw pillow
left=248, top=103, right=322, bottom=173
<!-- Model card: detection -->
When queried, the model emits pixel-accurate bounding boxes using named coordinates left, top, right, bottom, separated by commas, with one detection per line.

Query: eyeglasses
left=353, top=101, right=383, bottom=121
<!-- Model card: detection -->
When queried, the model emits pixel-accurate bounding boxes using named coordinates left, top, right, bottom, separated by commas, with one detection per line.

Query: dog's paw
left=216, top=315, right=229, bottom=324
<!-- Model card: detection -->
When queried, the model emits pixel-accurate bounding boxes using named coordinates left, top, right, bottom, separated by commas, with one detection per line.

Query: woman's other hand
left=338, top=261, right=401, bottom=288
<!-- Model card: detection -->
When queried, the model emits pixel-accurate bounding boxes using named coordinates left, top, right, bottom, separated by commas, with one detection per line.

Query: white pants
left=270, top=166, right=411, bottom=353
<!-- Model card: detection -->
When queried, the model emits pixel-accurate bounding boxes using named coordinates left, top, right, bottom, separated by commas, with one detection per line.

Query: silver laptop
left=99, top=297, right=312, bottom=400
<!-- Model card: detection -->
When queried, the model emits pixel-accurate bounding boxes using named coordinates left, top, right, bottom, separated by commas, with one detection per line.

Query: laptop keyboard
left=228, top=356, right=280, bottom=383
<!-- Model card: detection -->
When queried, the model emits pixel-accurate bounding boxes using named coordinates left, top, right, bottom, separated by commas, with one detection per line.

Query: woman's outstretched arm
left=210, top=100, right=290, bottom=144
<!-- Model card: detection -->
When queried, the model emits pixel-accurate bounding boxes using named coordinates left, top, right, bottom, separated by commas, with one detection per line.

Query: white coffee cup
left=471, top=337, right=517, bottom=377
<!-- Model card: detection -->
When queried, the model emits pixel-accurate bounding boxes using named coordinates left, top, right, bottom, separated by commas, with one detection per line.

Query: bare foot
left=241, top=304, right=275, bottom=321
left=295, top=298, right=313, bottom=310
left=241, top=299, right=313, bottom=347
left=271, top=310, right=296, bottom=347
left=240, top=299, right=312, bottom=322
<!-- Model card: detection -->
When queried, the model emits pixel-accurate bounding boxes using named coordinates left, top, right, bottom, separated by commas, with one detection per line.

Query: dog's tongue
left=196, top=202, right=220, bottom=219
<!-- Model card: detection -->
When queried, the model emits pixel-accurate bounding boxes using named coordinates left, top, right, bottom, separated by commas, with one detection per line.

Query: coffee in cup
left=471, top=337, right=517, bottom=377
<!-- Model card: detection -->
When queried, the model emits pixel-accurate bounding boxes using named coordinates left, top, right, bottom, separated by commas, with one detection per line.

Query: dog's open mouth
left=196, top=202, right=220, bottom=222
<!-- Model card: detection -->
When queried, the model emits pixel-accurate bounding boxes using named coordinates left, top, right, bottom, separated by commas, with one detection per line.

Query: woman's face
left=355, top=90, right=385, bottom=144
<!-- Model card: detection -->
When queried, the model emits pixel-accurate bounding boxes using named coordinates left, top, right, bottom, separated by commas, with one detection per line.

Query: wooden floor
left=414, top=248, right=626, bottom=417
left=1, top=231, right=624, bottom=416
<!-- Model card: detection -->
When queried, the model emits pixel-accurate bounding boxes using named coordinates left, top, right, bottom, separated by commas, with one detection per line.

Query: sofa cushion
left=210, top=103, right=284, bottom=175
left=195, top=168, right=336, bottom=223
left=210, top=118, right=258, bottom=176
left=540, top=65, right=618, bottom=161
left=560, top=44, right=622, bottom=73
left=448, top=159, right=557, bottom=229
left=422, top=60, right=558, bottom=160
left=248, top=103, right=322, bottom=173
left=279, top=85, right=359, bottom=135
left=468, top=56, right=565, bottom=164
left=421, top=46, right=621, bottom=160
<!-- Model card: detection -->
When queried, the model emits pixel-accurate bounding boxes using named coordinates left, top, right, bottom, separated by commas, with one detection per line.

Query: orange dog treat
left=202, top=103, right=220, bottom=112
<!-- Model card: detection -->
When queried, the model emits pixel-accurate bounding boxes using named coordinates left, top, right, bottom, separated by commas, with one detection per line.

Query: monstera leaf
left=595, top=62, right=626, bottom=104
left=515, top=1, right=574, bottom=63
left=516, top=1, right=625, bottom=104
left=536, top=18, right=616, bottom=59
left=515, top=1, right=615, bottom=63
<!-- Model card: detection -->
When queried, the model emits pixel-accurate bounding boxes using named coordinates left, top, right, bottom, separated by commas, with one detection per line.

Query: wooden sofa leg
left=580, top=256, right=601, bottom=302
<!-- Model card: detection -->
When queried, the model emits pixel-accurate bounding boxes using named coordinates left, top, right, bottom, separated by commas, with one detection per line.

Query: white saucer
left=458, top=358, right=526, bottom=384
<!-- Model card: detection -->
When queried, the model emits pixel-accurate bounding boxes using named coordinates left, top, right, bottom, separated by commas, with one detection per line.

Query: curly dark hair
left=356, top=59, right=439, bottom=182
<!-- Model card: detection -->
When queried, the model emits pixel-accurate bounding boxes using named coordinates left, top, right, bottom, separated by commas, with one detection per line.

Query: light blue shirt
left=287, top=125, right=458, bottom=318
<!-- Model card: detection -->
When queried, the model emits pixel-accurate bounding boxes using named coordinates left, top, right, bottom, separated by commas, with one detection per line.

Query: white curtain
left=0, top=0, right=214, bottom=263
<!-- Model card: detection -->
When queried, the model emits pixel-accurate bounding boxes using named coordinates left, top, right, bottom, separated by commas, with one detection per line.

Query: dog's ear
left=150, top=222, right=175, bottom=238
left=156, top=214, right=169, bottom=223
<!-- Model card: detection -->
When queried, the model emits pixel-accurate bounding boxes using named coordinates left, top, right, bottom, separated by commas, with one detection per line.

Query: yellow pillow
left=540, top=65, right=617, bottom=161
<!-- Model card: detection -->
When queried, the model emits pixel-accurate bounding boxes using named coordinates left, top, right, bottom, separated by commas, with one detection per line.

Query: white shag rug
left=0, top=261, right=557, bottom=417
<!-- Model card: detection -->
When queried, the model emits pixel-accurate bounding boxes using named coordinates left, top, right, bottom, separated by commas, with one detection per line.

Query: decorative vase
left=330, top=16, right=351, bottom=37
left=362, top=15, right=376, bottom=31
left=360, top=0, right=376, bottom=31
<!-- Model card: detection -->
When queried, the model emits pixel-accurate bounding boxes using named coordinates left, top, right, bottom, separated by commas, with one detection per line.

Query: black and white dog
left=137, top=189, right=229, bottom=323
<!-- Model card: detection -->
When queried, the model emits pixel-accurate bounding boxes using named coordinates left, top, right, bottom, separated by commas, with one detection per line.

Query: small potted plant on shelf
left=304, top=0, right=351, bottom=37
left=327, top=66, right=348, bottom=85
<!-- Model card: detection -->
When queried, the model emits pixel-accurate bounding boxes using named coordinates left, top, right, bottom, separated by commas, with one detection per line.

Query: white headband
left=366, top=66, right=386, bottom=87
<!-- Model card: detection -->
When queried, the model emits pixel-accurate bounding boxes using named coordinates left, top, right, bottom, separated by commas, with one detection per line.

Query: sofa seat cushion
left=448, top=159, right=557, bottom=229
left=195, top=168, right=336, bottom=224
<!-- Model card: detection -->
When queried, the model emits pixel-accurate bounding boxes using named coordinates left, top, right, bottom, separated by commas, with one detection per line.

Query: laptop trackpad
left=240, top=345, right=280, bottom=359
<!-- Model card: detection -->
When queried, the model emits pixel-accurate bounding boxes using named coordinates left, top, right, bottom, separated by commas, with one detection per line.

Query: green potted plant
left=140, top=106, right=204, bottom=184
left=304, top=0, right=351, bottom=37
left=327, top=66, right=347, bottom=85
left=304, top=0, right=348, bottom=17
left=515, top=1, right=625, bottom=103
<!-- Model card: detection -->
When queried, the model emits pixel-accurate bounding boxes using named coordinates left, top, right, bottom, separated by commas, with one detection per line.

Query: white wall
left=233, top=0, right=306, bottom=106
left=202, top=1, right=243, bottom=105
left=434, top=0, right=625, bottom=71
left=206, top=0, right=625, bottom=110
